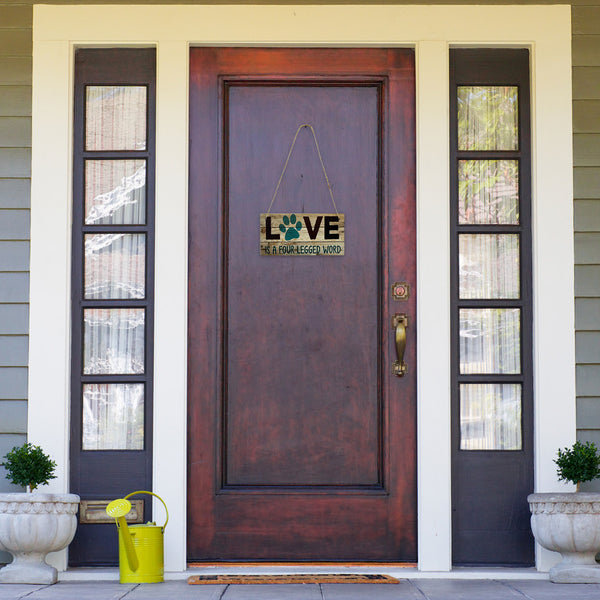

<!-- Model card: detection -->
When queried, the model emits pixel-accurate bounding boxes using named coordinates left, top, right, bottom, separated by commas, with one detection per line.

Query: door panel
left=227, top=84, right=379, bottom=488
left=188, top=48, right=415, bottom=561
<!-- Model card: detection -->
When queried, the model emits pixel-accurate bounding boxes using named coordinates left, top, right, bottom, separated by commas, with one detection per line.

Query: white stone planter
left=0, top=493, right=80, bottom=584
left=528, top=492, right=600, bottom=583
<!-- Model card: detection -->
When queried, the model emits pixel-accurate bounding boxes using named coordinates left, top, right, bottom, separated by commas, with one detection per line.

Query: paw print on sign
left=279, top=214, right=302, bottom=241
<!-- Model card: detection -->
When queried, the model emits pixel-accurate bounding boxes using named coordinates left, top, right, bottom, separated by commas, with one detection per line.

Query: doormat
left=188, top=574, right=399, bottom=584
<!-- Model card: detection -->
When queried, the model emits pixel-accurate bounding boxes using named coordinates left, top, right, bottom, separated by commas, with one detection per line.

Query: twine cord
left=267, top=124, right=339, bottom=216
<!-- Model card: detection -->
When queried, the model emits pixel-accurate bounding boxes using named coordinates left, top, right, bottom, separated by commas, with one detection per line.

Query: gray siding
left=573, top=3, right=600, bottom=492
left=0, top=0, right=598, bottom=529
left=0, top=2, right=30, bottom=563
left=0, top=0, right=30, bottom=515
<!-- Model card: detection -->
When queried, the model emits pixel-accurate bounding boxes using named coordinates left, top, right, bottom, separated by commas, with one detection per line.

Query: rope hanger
left=266, top=124, right=339, bottom=216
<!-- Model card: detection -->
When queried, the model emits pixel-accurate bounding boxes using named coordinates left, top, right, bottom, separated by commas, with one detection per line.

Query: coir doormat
left=188, top=574, right=399, bottom=584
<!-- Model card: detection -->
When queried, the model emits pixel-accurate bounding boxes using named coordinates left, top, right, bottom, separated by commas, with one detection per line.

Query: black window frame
left=70, top=48, right=156, bottom=566
left=450, top=48, right=534, bottom=566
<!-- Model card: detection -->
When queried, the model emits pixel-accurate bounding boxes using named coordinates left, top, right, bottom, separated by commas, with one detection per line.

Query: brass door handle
left=392, top=314, right=408, bottom=377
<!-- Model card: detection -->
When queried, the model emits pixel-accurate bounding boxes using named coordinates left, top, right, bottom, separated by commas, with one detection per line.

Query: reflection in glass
left=82, top=383, right=144, bottom=450
left=84, top=308, right=144, bottom=375
left=85, top=160, right=146, bottom=225
left=459, top=160, right=519, bottom=224
left=84, top=233, right=145, bottom=299
left=459, top=234, right=519, bottom=299
left=460, top=384, right=522, bottom=450
left=458, top=86, right=518, bottom=151
left=460, top=309, right=520, bottom=374
left=86, top=86, right=147, bottom=151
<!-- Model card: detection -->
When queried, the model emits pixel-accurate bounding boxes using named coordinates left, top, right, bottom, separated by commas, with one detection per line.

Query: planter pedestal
left=0, top=493, right=80, bottom=584
left=528, top=493, right=600, bottom=583
left=0, top=551, right=58, bottom=585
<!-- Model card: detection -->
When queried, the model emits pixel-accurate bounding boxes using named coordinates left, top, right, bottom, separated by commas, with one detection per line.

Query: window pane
left=460, top=384, right=522, bottom=450
left=458, top=160, right=519, bottom=224
left=459, top=234, right=519, bottom=299
left=86, top=86, right=147, bottom=151
left=83, top=308, right=144, bottom=374
left=85, top=160, right=146, bottom=225
left=82, top=383, right=144, bottom=450
left=460, top=308, right=520, bottom=374
left=84, top=233, right=145, bottom=299
left=458, top=86, right=518, bottom=151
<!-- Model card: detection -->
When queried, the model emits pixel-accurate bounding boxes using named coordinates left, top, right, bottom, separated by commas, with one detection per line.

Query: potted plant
left=0, top=443, right=80, bottom=584
left=528, top=441, right=600, bottom=583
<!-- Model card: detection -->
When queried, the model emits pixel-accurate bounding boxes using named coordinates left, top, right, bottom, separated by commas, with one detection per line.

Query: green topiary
left=555, top=441, right=600, bottom=492
left=0, top=442, right=57, bottom=492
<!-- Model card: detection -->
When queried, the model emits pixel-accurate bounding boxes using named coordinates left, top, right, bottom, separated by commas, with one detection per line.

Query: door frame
left=30, top=4, right=573, bottom=573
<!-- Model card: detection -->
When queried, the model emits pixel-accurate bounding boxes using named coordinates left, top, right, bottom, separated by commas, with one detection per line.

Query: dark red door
left=188, top=48, right=416, bottom=561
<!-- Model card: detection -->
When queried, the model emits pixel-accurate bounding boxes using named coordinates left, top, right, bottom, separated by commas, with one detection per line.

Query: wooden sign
left=260, top=213, right=345, bottom=256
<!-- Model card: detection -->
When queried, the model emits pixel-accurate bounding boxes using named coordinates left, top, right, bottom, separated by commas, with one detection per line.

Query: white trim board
left=31, top=4, right=574, bottom=573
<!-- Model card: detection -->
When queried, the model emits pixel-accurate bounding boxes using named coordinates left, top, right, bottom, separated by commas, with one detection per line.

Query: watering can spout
left=106, top=498, right=139, bottom=572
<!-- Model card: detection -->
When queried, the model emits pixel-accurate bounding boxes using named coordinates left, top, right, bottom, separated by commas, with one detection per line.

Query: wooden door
left=188, top=48, right=416, bottom=561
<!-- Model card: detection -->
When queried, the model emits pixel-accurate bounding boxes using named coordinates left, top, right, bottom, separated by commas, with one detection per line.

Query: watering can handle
left=124, top=490, right=169, bottom=530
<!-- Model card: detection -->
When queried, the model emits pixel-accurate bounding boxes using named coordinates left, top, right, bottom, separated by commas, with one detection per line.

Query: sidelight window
left=77, top=85, right=152, bottom=448
left=450, top=48, right=534, bottom=566
left=451, top=62, right=532, bottom=452
left=70, top=48, right=156, bottom=566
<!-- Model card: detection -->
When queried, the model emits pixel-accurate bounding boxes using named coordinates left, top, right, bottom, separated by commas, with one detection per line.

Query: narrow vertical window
left=70, top=49, right=155, bottom=566
left=450, top=49, right=533, bottom=566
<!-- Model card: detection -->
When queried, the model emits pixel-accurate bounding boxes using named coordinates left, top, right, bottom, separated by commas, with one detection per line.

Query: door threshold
left=188, top=562, right=417, bottom=568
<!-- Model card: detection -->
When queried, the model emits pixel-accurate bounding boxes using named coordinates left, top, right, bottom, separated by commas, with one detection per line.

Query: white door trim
left=30, top=4, right=573, bottom=572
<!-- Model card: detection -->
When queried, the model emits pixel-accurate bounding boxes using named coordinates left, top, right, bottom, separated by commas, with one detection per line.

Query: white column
left=153, top=40, right=189, bottom=572
left=416, top=40, right=452, bottom=572
left=531, top=27, right=577, bottom=571
left=28, top=38, right=73, bottom=570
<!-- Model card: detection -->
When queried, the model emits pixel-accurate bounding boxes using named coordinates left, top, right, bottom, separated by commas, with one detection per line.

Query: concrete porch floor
left=3, top=578, right=600, bottom=599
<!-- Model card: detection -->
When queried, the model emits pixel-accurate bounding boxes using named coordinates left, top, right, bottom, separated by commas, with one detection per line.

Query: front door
left=188, top=48, right=416, bottom=561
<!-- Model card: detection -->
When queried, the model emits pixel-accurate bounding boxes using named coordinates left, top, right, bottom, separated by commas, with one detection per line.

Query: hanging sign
left=260, top=213, right=345, bottom=256
left=261, top=124, right=345, bottom=257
